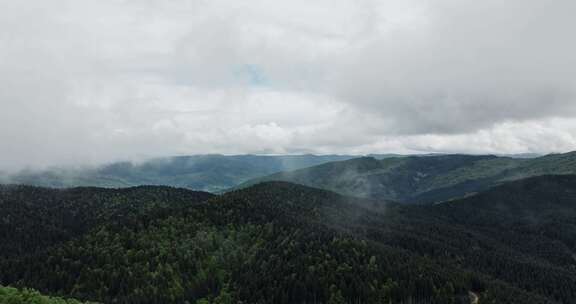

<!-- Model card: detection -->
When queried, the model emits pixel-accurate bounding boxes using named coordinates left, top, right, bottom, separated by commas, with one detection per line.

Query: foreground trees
left=0, top=286, right=93, bottom=304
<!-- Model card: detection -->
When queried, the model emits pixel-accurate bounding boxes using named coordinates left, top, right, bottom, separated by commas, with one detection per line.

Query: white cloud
left=1, top=0, right=575, bottom=170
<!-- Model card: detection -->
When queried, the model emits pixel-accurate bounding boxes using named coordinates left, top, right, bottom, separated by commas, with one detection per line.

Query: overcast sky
left=2, top=0, right=576, bottom=170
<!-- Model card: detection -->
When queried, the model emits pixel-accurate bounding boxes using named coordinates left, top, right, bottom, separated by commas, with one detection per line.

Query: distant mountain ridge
left=0, top=154, right=357, bottom=192
left=238, top=151, right=576, bottom=203
left=0, top=153, right=543, bottom=193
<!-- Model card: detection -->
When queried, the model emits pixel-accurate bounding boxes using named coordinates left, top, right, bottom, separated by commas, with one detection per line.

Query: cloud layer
left=1, top=0, right=576, bottom=170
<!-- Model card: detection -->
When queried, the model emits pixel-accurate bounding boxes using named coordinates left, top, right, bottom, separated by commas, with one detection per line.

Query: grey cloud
left=1, top=0, right=576, bottom=170
left=328, top=0, right=576, bottom=135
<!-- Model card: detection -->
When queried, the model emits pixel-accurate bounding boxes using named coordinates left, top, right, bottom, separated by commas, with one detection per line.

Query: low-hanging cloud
left=1, top=0, right=576, bottom=170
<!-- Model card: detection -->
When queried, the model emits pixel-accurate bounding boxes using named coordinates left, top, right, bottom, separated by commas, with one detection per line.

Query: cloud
left=1, top=0, right=576, bottom=170
left=329, top=0, right=576, bottom=134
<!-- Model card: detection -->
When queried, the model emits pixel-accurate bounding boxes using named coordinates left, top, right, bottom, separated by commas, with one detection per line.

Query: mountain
left=0, top=154, right=355, bottom=192
left=0, top=152, right=544, bottom=195
left=2, top=175, right=576, bottom=303
left=238, top=151, right=576, bottom=203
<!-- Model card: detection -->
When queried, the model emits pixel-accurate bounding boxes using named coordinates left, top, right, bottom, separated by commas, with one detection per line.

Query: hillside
left=0, top=154, right=355, bottom=192
left=238, top=152, right=576, bottom=203
left=2, top=176, right=576, bottom=303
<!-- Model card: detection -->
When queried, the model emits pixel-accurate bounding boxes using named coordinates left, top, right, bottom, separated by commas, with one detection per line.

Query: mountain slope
left=0, top=154, right=355, bottom=192
left=238, top=152, right=576, bottom=203
left=2, top=176, right=576, bottom=303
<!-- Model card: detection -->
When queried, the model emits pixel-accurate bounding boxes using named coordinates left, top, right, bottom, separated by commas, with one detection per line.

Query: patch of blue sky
left=235, top=64, right=270, bottom=87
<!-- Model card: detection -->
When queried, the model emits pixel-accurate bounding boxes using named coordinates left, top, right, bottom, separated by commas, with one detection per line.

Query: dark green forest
left=1, top=175, right=576, bottom=303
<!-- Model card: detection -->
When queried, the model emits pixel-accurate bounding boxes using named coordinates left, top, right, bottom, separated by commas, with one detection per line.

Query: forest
left=1, top=175, right=576, bottom=303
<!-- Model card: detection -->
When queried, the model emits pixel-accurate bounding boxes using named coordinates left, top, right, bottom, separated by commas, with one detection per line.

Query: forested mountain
left=238, top=151, right=576, bottom=203
left=1, top=175, right=576, bottom=303
left=0, top=154, right=355, bottom=192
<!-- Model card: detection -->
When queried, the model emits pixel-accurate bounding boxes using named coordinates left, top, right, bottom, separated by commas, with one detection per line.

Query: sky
left=1, top=0, right=576, bottom=170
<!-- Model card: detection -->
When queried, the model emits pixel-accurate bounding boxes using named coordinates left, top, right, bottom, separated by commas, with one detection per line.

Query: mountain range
left=0, top=152, right=547, bottom=197
left=2, top=151, right=576, bottom=303
left=239, top=152, right=576, bottom=203
left=0, top=154, right=355, bottom=192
